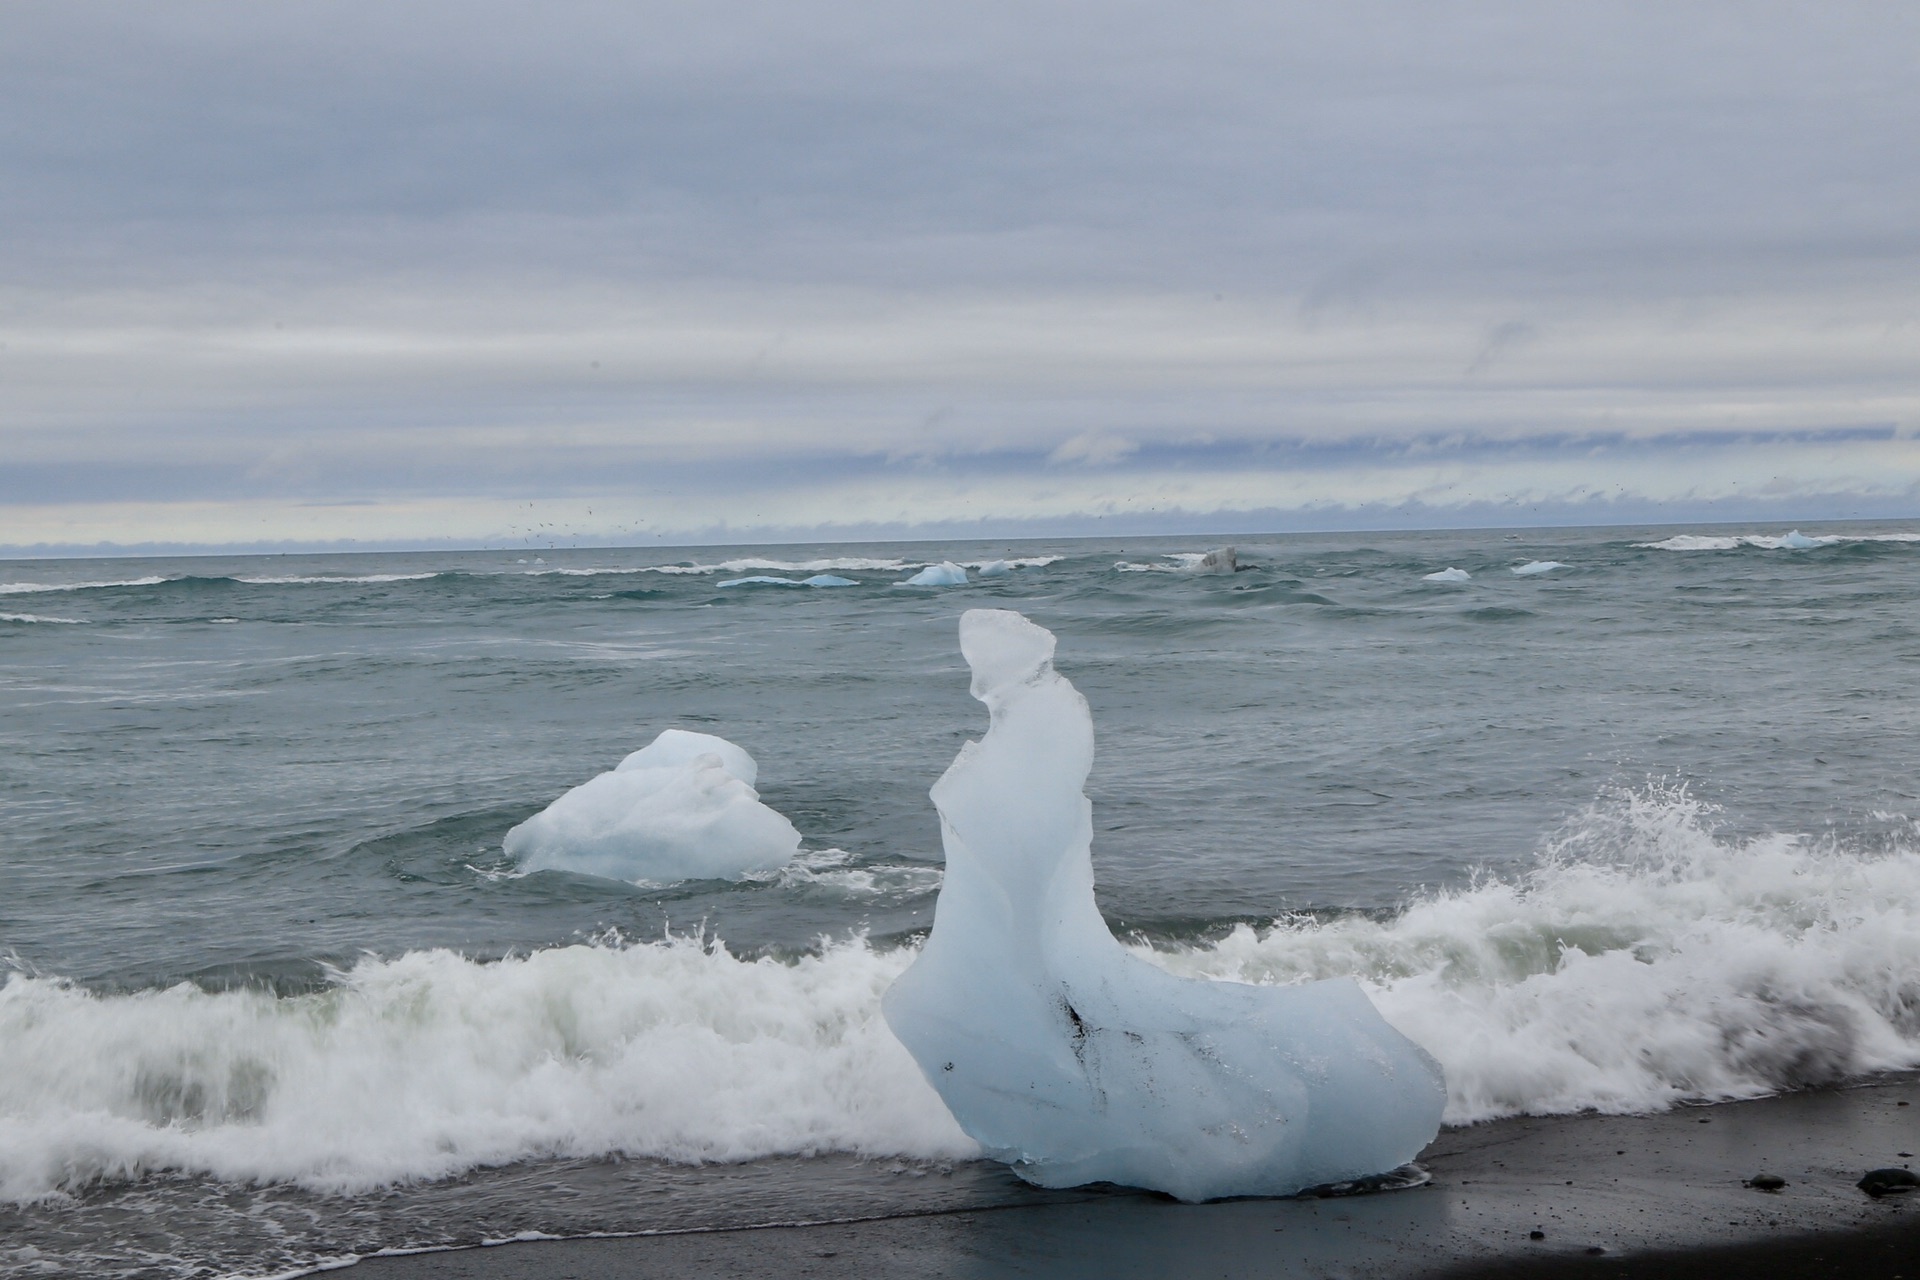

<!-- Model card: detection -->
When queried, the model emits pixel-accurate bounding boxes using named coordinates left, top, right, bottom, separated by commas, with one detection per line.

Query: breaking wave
left=0, top=576, right=168, bottom=596
left=4, top=786, right=1918, bottom=1203
left=1639, top=530, right=1920, bottom=552
left=229, top=573, right=441, bottom=586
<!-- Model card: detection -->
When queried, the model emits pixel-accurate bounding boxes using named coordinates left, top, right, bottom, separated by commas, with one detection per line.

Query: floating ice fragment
left=504, top=730, right=801, bottom=883
left=1189, top=547, right=1238, bottom=574
left=802, top=574, right=858, bottom=587
left=1423, top=567, right=1472, bottom=582
left=883, top=610, right=1445, bottom=1201
left=902, top=562, right=969, bottom=586
left=1776, top=530, right=1823, bottom=550
left=976, top=560, right=1014, bottom=578
left=1511, top=561, right=1568, bottom=576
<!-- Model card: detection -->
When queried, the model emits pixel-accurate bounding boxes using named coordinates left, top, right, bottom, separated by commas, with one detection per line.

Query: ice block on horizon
left=883, top=609, right=1445, bottom=1201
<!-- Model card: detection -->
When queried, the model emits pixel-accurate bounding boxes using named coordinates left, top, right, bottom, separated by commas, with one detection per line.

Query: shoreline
left=351, top=1074, right=1920, bottom=1279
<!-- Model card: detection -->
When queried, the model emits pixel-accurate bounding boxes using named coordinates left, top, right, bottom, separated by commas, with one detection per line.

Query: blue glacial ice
left=883, top=609, right=1445, bottom=1201
left=901, top=562, right=969, bottom=586
left=1422, top=567, right=1471, bottom=582
left=803, top=574, right=858, bottom=587
left=504, top=730, right=801, bottom=883
left=976, top=560, right=1014, bottom=578
left=1510, top=560, right=1569, bottom=576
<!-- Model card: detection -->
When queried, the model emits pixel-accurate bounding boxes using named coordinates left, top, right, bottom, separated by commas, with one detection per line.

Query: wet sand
left=353, top=1075, right=1920, bottom=1279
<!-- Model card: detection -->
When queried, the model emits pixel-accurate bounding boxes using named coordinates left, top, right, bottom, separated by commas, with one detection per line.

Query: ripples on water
left=4, top=525, right=1920, bottom=1276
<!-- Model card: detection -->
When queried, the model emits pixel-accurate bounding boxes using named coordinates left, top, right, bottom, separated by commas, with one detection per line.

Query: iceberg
left=883, top=610, right=1445, bottom=1201
left=1510, top=560, right=1568, bottom=576
left=976, top=560, right=1014, bottom=578
left=1776, top=530, right=1824, bottom=550
left=802, top=574, right=858, bottom=587
left=902, top=562, right=969, bottom=587
left=1189, top=546, right=1238, bottom=574
left=504, top=730, right=801, bottom=883
left=1422, top=567, right=1471, bottom=582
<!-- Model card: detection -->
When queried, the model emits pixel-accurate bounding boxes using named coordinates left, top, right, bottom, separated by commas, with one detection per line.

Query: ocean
left=5, top=524, right=1920, bottom=1277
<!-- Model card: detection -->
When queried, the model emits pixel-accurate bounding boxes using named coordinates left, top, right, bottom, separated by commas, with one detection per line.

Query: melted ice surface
left=883, top=610, right=1445, bottom=1201
left=504, top=730, right=801, bottom=883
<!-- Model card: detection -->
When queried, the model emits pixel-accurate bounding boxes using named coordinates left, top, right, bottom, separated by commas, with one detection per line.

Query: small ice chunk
left=1423, top=567, right=1471, bottom=582
left=803, top=574, right=858, bottom=587
left=902, top=562, right=969, bottom=586
left=717, top=575, right=805, bottom=588
left=1776, top=530, right=1823, bottom=550
left=884, top=610, right=1445, bottom=1202
left=976, top=560, right=1014, bottom=578
left=504, top=730, right=801, bottom=883
left=1510, top=561, right=1568, bottom=576
left=1189, top=547, right=1238, bottom=574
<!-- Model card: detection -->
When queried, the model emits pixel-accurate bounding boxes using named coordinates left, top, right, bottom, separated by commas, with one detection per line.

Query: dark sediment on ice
left=353, top=1074, right=1920, bottom=1280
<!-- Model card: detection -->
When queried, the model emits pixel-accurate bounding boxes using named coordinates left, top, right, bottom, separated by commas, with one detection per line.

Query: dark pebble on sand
left=1748, top=1174, right=1787, bottom=1191
left=1529, top=1230, right=1545, bottom=1240
left=1857, top=1168, right=1920, bottom=1197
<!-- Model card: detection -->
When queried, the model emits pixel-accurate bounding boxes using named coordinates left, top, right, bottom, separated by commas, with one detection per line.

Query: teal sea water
left=6, top=524, right=1920, bottom=1276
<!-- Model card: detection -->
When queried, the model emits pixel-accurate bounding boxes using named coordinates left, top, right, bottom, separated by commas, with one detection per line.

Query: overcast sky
left=4, top=1, right=1917, bottom=552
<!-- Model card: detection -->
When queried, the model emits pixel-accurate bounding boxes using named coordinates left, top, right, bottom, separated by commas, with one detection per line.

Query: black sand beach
left=352, top=1075, right=1920, bottom=1280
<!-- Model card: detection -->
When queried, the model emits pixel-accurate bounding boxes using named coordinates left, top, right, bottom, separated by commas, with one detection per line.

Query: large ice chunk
left=1189, top=546, right=1238, bottom=573
left=883, top=610, right=1445, bottom=1201
left=505, top=730, right=801, bottom=883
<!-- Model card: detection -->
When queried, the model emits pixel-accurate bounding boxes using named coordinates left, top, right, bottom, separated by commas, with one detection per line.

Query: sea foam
left=0, top=936, right=963, bottom=1204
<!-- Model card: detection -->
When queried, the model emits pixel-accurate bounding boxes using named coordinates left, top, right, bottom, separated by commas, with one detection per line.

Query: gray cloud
left=2, top=1, right=1917, bottom=549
